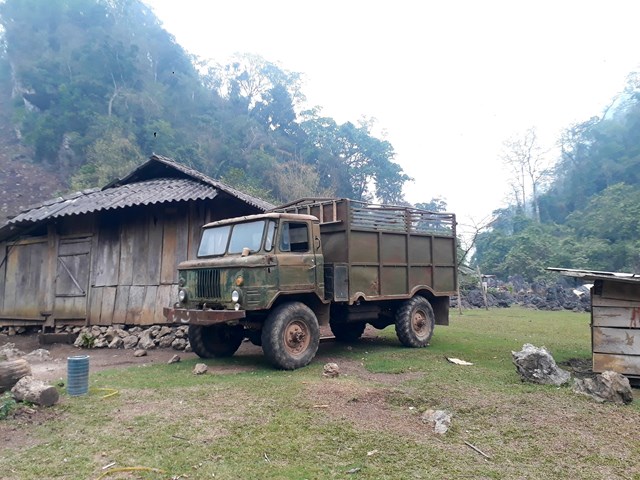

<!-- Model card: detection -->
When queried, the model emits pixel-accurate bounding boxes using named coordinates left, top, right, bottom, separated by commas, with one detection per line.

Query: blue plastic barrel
left=67, top=355, right=90, bottom=396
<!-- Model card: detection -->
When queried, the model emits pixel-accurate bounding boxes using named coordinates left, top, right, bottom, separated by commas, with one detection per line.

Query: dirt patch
left=0, top=333, right=264, bottom=383
left=1, top=325, right=386, bottom=383
left=305, top=379, right=429, bottom=441
left=332, top=358, right=424, bottom=385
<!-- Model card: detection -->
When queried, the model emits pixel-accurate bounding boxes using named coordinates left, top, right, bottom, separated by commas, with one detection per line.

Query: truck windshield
left=198, top=220, right=276, bottom=257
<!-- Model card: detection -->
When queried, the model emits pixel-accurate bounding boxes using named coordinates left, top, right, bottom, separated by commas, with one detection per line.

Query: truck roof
left=202, top=212, right=318, bottom=229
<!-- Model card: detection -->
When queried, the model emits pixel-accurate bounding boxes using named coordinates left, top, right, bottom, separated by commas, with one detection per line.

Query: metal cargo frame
left=275, top=198, right=458, bottom=305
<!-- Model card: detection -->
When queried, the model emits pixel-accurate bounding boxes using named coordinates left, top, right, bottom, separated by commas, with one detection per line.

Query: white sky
left=144, top=0, right=640, bottom=232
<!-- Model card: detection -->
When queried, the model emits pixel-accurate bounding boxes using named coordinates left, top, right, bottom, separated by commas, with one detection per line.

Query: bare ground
left=0, top=325, right=385, bottom=383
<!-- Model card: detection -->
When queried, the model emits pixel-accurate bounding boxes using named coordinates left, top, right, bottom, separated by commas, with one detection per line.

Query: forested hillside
left=474, top=80, right=640, bottom=279
left=0, top=0, right=409, bottom=221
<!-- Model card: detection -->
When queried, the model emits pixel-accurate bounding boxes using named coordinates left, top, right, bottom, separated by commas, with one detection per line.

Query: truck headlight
left=231, top=290, right=240, bottom=303
left=178, top=289, right=188, bottom=303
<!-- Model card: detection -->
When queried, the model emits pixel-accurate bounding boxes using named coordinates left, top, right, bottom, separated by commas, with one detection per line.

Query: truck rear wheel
left=395, top=296, right=435, bottom=347
left=188, top=324, right=244, bottom=358
left=262, top=302, right=320, bottom=370
left=330, top=321, right=366, bottom=342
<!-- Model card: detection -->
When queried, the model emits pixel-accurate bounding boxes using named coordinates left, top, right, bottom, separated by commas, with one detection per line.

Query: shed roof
left=0, top=155, right=274, bottom=241
left=548, top=267, right=640, bottom=285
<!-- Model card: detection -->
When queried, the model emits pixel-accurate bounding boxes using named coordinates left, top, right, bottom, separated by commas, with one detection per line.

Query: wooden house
left=553, top=268, right=640, bottom=381
left=0, top=155, right=273, bottom=328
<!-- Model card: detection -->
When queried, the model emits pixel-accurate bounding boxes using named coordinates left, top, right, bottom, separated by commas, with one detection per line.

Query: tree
left=501, top=127, right=550, bottom=221
left=415, top=198, right=448, bottom=212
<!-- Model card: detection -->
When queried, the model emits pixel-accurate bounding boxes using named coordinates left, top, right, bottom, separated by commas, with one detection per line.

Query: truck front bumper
left=163, top=307, right=246, bottom=325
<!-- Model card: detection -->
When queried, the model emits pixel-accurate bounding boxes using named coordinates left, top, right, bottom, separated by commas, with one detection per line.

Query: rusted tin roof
left=0, top=155, right=274, bottom=240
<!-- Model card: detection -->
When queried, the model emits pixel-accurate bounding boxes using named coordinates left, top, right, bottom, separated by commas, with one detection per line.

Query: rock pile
left=71, top=325, right=192, bottom=352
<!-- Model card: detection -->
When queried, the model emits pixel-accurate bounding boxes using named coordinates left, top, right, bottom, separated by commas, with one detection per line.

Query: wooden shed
left=0, top=155, right=273, bottom=329
left=553, top=268, right=640, bottom=381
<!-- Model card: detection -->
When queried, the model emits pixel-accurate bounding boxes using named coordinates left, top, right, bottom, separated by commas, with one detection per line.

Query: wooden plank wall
left=0, top=238, right=49, bottom=319
left=87, top=203, right=205, bottom=326
left=0, top=241, right=6, bottom=313
left=591, top=280, right=640, bottom=377
left=1, top=198, right=259, bottom=327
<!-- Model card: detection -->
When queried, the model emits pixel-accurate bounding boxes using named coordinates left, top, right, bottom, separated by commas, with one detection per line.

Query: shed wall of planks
left=0, top=197, right=260, bottom=327
left=591, top=279, right=640, bottom=378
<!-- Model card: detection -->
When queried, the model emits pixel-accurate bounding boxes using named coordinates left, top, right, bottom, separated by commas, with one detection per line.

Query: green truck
left=163, top=198, right=457, bottom=369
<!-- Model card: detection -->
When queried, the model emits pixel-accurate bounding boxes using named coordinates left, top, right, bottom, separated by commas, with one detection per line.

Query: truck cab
left=164, top=212, right=329, bottom=369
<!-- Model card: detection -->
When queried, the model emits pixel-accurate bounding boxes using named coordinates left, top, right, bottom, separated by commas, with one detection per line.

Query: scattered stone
left=23, top=349, right=52, bottom=362
left=108, top=337, right=124, bottom=349
left=193, top=363, right=208, bottom=375
left=74, top=331, right=95, bottom=348
left=137, top=332, right=156, bottom=350
left=123, top=335, right=139, bottom=349
left=133, top=349, right=147, bottom=358
left=323, top=362, right=340, bottom=378
left=158, top=326, right=172, bottom=338
left=573, top=370, right=634, bottom=405
left=157, top=333, right=175, bottom=349
left=0, top=343, right=25, bottom=361
left=168, top=355, right=181, bottom=364
left=93, top=337, right=109, bottom=349
left=421, top=409, right=452, bottom=434
left=512, top=343, right=571, bottom=386
left=171, top=338, right=188, bottom=351
left=104, top=327, right=117, bottom=342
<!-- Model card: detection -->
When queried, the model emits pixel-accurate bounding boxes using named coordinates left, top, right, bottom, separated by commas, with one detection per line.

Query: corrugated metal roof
left=548, top=267, right=640, bottom=284
left=118, top=155, right=274, bottom=212
left=4, top=178, right=218, bottom=226
left=0, top=155, right=276, bottom=241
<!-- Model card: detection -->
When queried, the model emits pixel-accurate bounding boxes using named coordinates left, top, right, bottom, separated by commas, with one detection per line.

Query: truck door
left=277, top=221, right=316, bottom=291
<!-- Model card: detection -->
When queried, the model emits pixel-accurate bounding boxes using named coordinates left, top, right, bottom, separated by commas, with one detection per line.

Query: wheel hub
left=412, top=310, right=429, bottom=337
left=284, top=320, right=310, bottom=355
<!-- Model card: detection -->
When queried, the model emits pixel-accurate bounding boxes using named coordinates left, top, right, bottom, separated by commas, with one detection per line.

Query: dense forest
left=0, top=0, right=408, bottom=206
left=0, top=0, right=638, bottom=281
left=473, top=83, right=640, bottom=280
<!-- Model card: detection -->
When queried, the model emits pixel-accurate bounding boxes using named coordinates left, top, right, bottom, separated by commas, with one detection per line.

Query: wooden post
left=477, top=266, right=489, bottom=310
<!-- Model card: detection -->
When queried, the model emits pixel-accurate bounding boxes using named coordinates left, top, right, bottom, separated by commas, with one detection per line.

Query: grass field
left=1, top=307, right=639, bottom=480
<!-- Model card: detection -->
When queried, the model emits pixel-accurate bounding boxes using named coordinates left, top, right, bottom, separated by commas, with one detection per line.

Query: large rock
left=573, top=371, right=634, bottom=404
left=421, top=409, right=452, bottom=434
left=512, top=343, right=571, bottom=386
left=11, top=376, right=59, bottom=407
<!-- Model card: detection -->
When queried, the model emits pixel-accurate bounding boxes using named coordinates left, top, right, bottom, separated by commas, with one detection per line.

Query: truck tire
left=395, top=296, right=435, bottom=347
left=0, top=358, right=32, bottom=393
left=262, top=302, right=320, bottom=370
left=330, top=321, right=366, bottom=342
left=188, top=325, right=244, bottom=358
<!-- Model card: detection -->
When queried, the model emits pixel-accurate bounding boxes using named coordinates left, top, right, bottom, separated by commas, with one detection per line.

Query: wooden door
left=54, top=237, right=91, bottom=320
left=1, top=239, right=48, bottom=319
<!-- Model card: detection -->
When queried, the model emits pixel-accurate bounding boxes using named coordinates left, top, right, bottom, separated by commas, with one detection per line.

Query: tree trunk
left=11, top=376, right=59, bottom=407
left=0, top=359, right=32, bottom=393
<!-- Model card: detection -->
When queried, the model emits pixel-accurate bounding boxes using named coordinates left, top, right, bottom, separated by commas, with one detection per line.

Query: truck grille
left=195, top=269, right=222, bottom=299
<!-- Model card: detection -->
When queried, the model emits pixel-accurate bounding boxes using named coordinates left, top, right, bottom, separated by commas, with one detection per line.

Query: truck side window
left=280, top=222, right=309, bottom=252
left=265, top=220, right=276, bottom=252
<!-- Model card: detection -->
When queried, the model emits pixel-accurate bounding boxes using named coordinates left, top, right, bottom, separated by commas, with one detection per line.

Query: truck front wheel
left=188, top=324, right=244, bottom=358
left=395, top=296, right=435, bottom=347
left=262, top=302, right=320, bottom=370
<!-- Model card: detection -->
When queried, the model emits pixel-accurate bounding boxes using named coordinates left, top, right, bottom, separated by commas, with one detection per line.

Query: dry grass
left=1, top=307, right=639, bottom=479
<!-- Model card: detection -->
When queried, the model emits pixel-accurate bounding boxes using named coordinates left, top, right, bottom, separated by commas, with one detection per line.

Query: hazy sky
left=145, top=0, right=640, bottom=231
